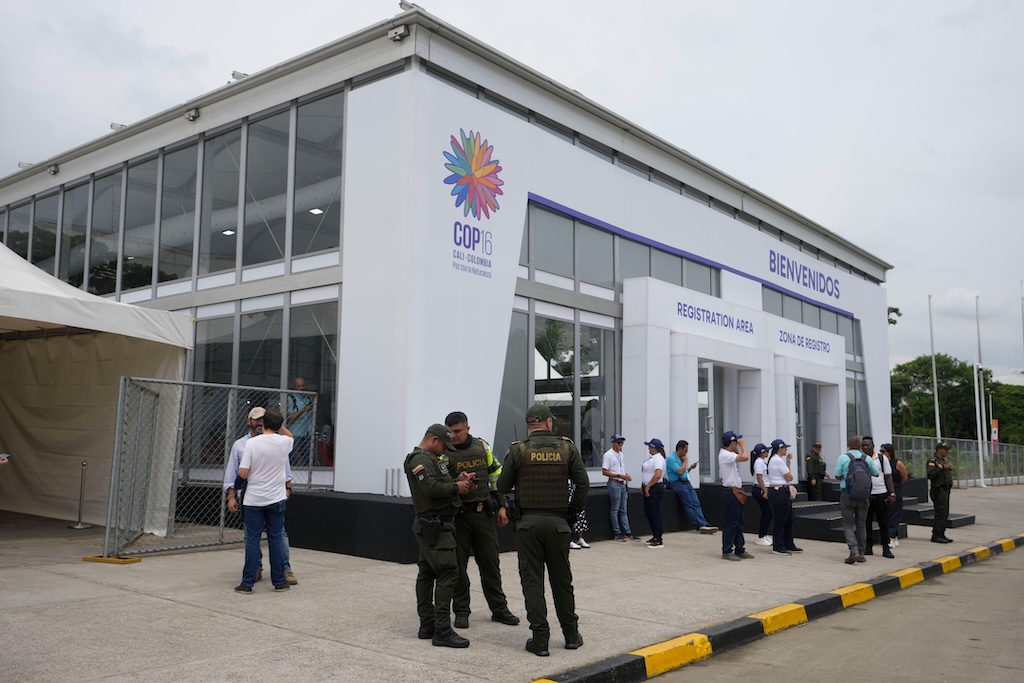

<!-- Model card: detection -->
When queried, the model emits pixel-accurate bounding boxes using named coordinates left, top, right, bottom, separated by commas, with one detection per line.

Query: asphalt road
left=661, top=546, right=1024, bottom=683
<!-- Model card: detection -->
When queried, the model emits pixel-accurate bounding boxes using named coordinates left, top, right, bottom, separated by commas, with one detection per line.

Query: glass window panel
left=199, top=129, right=241, bottom=275
left=59, top=184, right=90, bottom=287
left=519, top=212, right=528, bottom=266
left=8, top=204, right=31, bottom=260
left=802, top=301, right=821, bottom=329
left=782, top=294, right=802, bottom=322
left=851, top=319, right=863, bottom=355
left=820, top=308, right=838, bottom=334
left=846, top=377, right=857, bottom=439
left=578, top=224, right=613, bottom=288
left=122, top=159, right=158, bottom=290
left=158, top=144, right=198, bottom=283
left=618, top=239, right=649, bottom=283
left=288, top=301, right=339, bottom=462
left=651, top=250, right=682, bottom=287
left=31, top=194, right=58, bottom=273
left=762, top=287, right=783, bottom=316
left=244, top=111, right=289, bottom=266
left=239, top=309, right=283, bottom=389
left=580, top=324, right=617, bottom=468
left=838, top=315, right=855, bottom=354
left=534, top=316, right=575, bottom=439
left=495, top=311, right=529, bottom=456
left=195, top=316, right=235, bottom=384
left=684, top=258, right=713, bottom=295
left=856, top=378, right=871, bottom=435
left=0, top=209, right=5, bottom=243
left=293, top=93, right=343, bottom=256
left=89, top=173, right=122, bottom=295
left=530, top=205, right=573, bottom=277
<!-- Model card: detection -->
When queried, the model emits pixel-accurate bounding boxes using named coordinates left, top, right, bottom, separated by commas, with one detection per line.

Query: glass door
left=698, top=362, right=718, bottom=481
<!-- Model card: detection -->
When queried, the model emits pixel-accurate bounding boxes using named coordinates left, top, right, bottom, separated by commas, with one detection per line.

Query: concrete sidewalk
left=2, top=486, right=1022, bottom=683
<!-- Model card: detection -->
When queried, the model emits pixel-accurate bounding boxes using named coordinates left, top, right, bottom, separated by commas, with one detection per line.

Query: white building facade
left=0, top=8, right=892, bottom=492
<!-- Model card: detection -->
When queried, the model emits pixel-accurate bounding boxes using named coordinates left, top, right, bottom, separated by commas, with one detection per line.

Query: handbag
left=789, top=484, right=798, bottom=500
left=731, top=486, right=749, bottom=505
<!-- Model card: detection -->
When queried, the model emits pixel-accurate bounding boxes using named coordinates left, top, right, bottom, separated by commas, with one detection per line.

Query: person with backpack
left=833, top=435, right=880, bottom=564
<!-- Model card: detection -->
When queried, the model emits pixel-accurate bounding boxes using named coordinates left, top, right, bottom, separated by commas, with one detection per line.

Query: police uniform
left=497, top=404, right=589, bottom=655
left=927, top=442, right=954, bottom=543
left=445, top=434, right=518, bottom=626
left=404, top=425, right=465, bottom=644
left=804, top=443, right=827, bottom=501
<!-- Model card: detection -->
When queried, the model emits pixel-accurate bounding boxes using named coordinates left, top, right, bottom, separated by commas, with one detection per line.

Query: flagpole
left=929, top=295, right=941, bottom=439
left=975, top=296, right=987, bottom=487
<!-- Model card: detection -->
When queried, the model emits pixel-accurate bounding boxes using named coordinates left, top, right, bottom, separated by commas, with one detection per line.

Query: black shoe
left=931, top=536, right=950, bottom=544
left=273, top=583, right=289, bottom=591
left=417, top=624, right=435, bottom=640
left=942, top=536, right=954, bottom=543
left=565, top=634, right=584, bottom=650
left=432, top=628, right=469, bottom=648
left=454, top=614, right=469, bottom=629
left=491, top=611, right=520, bottom=626
left=864, top=547, right=873, bottom=555
left=786, top=546, right=804, bottom=553
left=882, top=549, right=894, bottom=558
left=525, top=638, right=549, bottom=657
left=234, top=583, right=253, bottom=593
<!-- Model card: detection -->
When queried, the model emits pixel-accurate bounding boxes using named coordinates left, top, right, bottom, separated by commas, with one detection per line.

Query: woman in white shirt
left=751, top=445, right=773, bottom=546
left=765, top=439, right=801, bottom=555
left=641, top=438, right=667, bottom=548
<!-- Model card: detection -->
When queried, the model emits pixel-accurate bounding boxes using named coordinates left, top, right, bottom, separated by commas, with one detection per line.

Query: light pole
left=929, top=295, right=942, bottom=439
left=975, top=297, right=988, bottom=487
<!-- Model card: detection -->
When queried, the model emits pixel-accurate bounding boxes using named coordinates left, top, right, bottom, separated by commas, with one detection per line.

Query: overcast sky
left=2, top=0, right=1022, bottom=383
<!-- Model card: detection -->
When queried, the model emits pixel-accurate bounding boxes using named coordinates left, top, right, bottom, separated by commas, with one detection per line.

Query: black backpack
left=844, top=451, right=872, bottom=502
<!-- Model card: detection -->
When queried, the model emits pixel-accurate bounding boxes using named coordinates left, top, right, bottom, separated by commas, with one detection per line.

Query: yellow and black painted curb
left=532, top=533, right=1024, bottom=683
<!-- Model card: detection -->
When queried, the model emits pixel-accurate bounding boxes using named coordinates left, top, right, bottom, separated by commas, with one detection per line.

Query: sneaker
left=736, top=552, right=756, bottom=559
left=786, top=546, right=804, bottom=553
left=646, top=539, right=664, bottom=548
left=754, top=537, right=772, bottom=546
left=491, top=611, right=520, bottom=626
left=577, top=538, right=590, bottom=549
left=891, top=538, right=900, bottom=548
left=525, top=638, right=549, bottom=657
left=699, top=526, right=719, bottom=534
left=630, top=535, right=643, bottom=542
left=845, top=553, right=857, bottom=565
left=855, top=554, right=866, bottom=563
left=722, top=553, right=741, bottom=561
left=772, top=549, right=792, bottom=556
left=569, top=541, right=582, bottom=550
left=454, top=614, right=469, bottom=629
left=273, top=583, right=289, bottom=591
left=765, top=536, right=774, bottom=544
left=255, top=568, right=263, bottom=582
left=284, top=570, right=298, bottom=585
left=432, top=628, right=469, bottom=649
left=234, top=583, right=253, bottom=594
left=615, top=534, right=627, bottom=542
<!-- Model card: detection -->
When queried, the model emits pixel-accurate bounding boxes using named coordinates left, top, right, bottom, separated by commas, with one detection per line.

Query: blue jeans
left=721, top=488, right=746, bottom=555
left=607, top=482, right=633, bottom=537
left=643, top=483, right=665, bottom=541
left=243, top=506, right=292, bottom=572
left=669, top=480, right=711, bottom=528
left=242, top=500, right=287, bottom=587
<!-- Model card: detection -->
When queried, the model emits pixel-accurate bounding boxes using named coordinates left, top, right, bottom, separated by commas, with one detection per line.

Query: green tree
left=890, top=354, right=991, bottom=438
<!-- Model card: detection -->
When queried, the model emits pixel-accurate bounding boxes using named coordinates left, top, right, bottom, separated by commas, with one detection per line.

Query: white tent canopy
left=0, top=242, right=193, bottom=525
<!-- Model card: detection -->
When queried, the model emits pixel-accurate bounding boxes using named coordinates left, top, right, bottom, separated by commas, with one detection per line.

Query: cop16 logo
left=453, top=221, right=493, bottom=255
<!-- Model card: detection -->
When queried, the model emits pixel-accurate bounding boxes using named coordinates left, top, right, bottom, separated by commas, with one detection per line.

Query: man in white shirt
left=236, top=408, right=294, bottom=593
left=718, top=431, right=754, bottom=561
left=224, top=407, right=297, bottom=585
left=601, top=434, right=639, bottom=541
left=861, top=436, right=895, bottom=558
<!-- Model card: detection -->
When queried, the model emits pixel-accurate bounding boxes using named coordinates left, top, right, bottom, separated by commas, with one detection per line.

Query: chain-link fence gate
left=892, top=434, right=1024, bottom=488
left=103, top=377, right=327, bottom=557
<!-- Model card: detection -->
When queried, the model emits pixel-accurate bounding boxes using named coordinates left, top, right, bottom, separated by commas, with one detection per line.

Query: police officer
left=497, top=404, right=588, bottom=657
left=804, top=441, right=828, bottom=501
left=927, top=441, right=954, bottom=543
left=444, top=411, right=520, bottom=629
left=405, top=424, right=477, bottom=648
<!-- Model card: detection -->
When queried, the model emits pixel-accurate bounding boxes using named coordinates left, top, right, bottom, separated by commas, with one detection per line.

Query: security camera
left=388, top=25, right=409, bottom=41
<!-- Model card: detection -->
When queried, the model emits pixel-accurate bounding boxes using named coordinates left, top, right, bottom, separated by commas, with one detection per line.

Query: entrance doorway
left=794, top=380, right=821, bottom=479
left=698, top=363, right=723, bottom=481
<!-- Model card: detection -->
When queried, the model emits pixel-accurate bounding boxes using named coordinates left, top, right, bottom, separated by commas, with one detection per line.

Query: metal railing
left=892, top=435, right=1024, bottom=488
left=103, top=377, right=332, bottom=557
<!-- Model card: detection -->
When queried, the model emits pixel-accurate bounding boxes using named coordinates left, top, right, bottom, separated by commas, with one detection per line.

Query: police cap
left=525, top=403, right=553, bottom=423
left=425, top=423, right=456, bottom=450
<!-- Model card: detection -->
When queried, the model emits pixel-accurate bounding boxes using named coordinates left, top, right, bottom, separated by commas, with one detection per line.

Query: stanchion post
left=69, top=461, right=94, bottom=530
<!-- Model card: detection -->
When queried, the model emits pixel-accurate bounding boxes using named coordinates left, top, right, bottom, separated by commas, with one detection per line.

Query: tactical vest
left=405, top=448, right=460, bottom=516
left=516, top=437, right=571, bottom=511
left=446, top=437, right=492, bottom=503
left=930, top=458, right=953, bottom=486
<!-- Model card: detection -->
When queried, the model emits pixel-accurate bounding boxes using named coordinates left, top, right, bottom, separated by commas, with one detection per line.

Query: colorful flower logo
left=443, top=129, right=503, bottom=220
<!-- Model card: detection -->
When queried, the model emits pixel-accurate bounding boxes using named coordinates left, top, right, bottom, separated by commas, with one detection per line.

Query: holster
left=419, top=516, right=442, bottom=547
left=484, top=496, right=499, bottom=517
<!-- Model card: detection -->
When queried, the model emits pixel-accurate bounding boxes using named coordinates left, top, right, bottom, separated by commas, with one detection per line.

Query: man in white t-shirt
left=236, top=408, right=294, bottom=593
left=601, top=434, right=639, bottom=541
left=861, top=436, right=895, bottom=558
left=718, top=431, right=754, bottom=561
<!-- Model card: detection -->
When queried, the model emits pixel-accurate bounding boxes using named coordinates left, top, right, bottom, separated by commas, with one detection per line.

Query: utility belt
left=463, top=498, right=499, bottom=515
left=931, top=484, right=952, bottom=491
left=608, top=479, right=627, bottom=485
left=419, top=514, right=456, bottom=523
left=417, top=514, right=455, bottom=548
